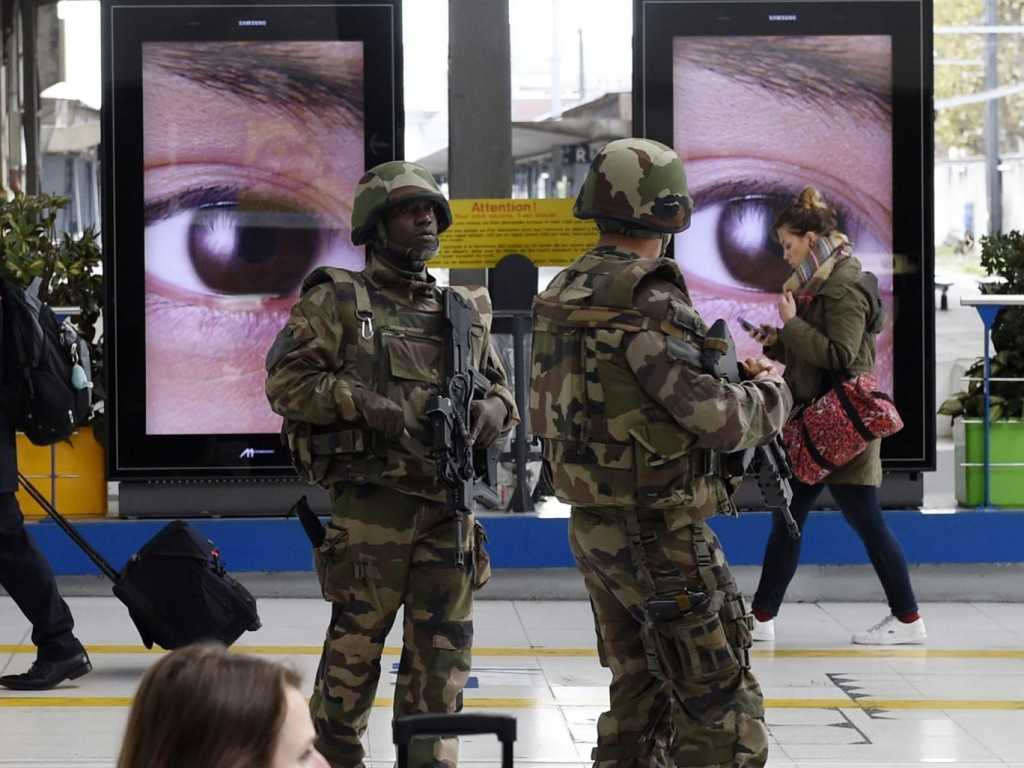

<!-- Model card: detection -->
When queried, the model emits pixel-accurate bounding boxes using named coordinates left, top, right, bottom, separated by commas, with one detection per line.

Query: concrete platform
left=2, top=597, right=1023, bottom=767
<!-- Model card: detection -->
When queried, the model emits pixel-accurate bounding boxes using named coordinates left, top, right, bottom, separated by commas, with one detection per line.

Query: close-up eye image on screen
left=105, top=0, right=401, bottom=476
left=143, top=40, right=365, bottom=436
left=672, top=34, right=895, bottom=395
left=636, top=0, right=931, bottom=470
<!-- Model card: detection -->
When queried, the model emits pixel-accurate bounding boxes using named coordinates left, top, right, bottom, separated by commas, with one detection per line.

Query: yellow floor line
left=0, top=644, right=597, bottom=657
left=2, top=696, right=1023, bottom=711
left=761, top=648, right=1024, bottom=659
left=769, top=698, right=1024, bottom=711
left=3, top=644, right=1024, bottom=659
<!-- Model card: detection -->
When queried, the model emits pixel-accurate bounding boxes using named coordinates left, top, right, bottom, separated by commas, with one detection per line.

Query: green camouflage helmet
left=573, top=138, right=693, bottom=233
left=350, top=161, right=453, bottom=245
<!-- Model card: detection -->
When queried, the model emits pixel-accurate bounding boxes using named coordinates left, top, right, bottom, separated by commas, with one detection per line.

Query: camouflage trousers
left=311, top=483, right=482, bottom=768
left=569, top=507, right=768, bottom=768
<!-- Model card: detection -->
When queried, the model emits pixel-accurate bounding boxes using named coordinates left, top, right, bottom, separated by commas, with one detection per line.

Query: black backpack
left=0, top=275, right=92, bottom=445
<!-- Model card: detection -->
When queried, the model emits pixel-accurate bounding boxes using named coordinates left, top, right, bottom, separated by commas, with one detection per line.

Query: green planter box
left=954, top=419, right=1024, bottom=507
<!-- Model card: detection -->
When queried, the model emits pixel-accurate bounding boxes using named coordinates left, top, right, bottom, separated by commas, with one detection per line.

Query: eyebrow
left=145, top=42, right=364, bottom=128
left=674, top=36, right=892, bottom=122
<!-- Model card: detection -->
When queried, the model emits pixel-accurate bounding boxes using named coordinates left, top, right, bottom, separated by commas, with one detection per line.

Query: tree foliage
left=934, top=0, right=1024, bottom=157
left=0, top=193, right=105, bottom=432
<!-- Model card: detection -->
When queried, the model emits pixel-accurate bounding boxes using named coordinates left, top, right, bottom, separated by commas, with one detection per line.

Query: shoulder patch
left=301, top=266, right=363, bottom=296
left=668, top=298, right=707, bottom=337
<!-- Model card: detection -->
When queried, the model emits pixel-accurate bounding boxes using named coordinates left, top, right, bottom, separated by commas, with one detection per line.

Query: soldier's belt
left=545, top=439, right=721, bottom=477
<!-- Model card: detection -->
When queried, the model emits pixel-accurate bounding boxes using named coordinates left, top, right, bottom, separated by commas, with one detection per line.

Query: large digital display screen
left=636, top=0, right=935, bottom=471
left=103, top=0, right=402, bottom=478
left=673, top=34, right=894, bottom=395
left=143, top=40, right=365, bottom=435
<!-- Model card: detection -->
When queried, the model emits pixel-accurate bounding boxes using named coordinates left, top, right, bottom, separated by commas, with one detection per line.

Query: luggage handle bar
left=393, top=714, right=516, bottom=768
left=17, top=471, right=120, bottom=582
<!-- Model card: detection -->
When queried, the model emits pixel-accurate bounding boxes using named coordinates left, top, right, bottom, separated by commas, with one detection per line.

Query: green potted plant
left=1, top=192, right=107, bottom=517
left=938, top=230, right=1024, bottom=506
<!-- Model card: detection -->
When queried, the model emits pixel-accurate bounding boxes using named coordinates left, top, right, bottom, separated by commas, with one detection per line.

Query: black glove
left=469, top=396, right=508, bottom=448
left=351, top=387, right=405, bottom=438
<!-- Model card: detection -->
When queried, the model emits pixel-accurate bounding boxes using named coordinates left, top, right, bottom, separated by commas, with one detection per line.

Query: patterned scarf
left=783, top=232, right=852, bottom=305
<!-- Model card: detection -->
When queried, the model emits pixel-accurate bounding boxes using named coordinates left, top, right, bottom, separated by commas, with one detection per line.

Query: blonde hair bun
left=797, top=186, right=827, bottom=210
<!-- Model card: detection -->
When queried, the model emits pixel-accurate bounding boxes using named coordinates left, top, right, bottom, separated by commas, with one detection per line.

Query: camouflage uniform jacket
left=266, top=256, right=518, bottom=501
left=531, top=246, right=793, bottom=522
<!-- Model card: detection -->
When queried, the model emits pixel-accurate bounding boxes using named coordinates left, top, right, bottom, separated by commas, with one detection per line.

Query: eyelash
left=144, top=185, right=242, bottom=225
left=693, top=178, right=866, bottom=238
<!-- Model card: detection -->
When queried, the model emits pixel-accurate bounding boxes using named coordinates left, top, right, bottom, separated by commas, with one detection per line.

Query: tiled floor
left=2, top=597, right=1023, bottom=767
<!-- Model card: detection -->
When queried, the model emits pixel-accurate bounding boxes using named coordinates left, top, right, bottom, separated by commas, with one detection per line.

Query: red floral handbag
left=783, top=349, right=903, bottom=485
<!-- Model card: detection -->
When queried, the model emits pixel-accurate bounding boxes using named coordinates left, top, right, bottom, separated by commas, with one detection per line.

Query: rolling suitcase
left=393, top=714, right=516, bottom=768
left=18, top=472, right=261, bottom=650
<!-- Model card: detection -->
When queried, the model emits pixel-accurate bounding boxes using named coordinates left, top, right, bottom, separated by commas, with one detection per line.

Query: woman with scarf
left=746, top=187, right=926, bottom=646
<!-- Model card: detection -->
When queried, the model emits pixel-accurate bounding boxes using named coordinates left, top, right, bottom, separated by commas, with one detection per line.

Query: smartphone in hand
left=738, top=317, right=757, bottom=333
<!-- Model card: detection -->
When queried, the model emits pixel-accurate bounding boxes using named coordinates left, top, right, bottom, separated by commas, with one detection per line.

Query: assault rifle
left=425, top=290, right=500, bottom=567
left=701, top=319, right=800, bottom=540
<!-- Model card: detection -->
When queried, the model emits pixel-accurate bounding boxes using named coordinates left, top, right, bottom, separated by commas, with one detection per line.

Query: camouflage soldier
left=266, top=161, right=518, bottom=768
left=530, top=139, right=793, bottom=768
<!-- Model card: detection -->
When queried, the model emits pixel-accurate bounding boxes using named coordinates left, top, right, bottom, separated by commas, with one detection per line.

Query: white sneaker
left=751, top=617, right=775, bottom=642
left=851, top=614, right=927, bottom=645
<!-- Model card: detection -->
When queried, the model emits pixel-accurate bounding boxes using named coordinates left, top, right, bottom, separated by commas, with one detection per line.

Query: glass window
left=934, top=0, right=1024, bottom=276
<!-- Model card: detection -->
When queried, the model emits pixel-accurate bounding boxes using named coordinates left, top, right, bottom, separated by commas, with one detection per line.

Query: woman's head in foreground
left=118, top=643, right=327, bottom=768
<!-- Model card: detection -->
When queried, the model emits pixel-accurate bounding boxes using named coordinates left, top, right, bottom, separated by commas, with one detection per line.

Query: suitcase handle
left=393, top=714, right=515, bottom=768
left=17, top=471, right=120, bottom=582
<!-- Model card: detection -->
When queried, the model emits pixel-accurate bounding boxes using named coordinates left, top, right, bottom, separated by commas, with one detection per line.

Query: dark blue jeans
left=752, top=481, right=918, bottom=618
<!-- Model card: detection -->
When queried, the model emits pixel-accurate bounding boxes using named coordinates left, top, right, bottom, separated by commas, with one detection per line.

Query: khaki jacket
left=767, top=256, right=881, bottom=486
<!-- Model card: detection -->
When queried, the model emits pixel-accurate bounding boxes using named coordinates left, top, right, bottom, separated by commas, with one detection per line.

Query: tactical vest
left=283, top=267, right=490, bottom=496
left=530, top=248, right=714, bottom=510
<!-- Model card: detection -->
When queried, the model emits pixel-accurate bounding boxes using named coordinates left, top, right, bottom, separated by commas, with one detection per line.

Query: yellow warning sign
left=433, top=198, right=595, bottom=269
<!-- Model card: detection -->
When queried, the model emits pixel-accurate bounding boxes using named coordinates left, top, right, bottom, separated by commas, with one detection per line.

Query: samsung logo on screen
left=768, top=14, right=798, bottom=21
left=238, top=19, right=268, bottom=27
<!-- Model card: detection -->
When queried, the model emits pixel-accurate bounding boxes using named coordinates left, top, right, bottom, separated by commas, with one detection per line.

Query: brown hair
left=773, top=186, right=839, bottom=238
left=117, top=644, right=302, bottom=768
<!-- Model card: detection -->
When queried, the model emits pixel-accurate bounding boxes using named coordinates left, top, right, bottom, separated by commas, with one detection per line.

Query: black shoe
left=0, top=651, right=92, bottom=691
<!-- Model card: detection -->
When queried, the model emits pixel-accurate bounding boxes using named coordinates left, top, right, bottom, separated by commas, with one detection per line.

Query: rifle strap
left=623, top=510, right=659, bottom=595
left=690, top=522, right=719, bottom=595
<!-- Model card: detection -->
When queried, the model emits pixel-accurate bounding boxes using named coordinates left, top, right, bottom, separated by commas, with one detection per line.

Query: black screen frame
left=102, top=0, right=403, bottom=479
left=634, top=0, right=936, bottom=472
